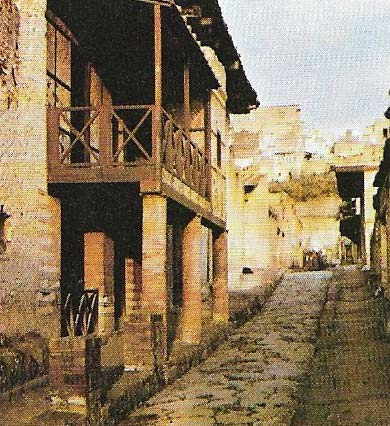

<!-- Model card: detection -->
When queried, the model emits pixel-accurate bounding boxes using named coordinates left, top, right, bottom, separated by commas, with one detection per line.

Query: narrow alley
left=2, top=2, right=390, bottom=425
left=120, top=271, right=331, bottom=425
left=119, top=268, right=390, bottom=426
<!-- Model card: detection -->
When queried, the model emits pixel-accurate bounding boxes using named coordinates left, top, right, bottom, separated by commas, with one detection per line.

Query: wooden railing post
left=153, top=3, right=163, bottom=176
left=47, top=105, right=61, bottom=171
left=184, top=138, right=191, bottom=185
left=99, top=105, right=112, bottom=166
left=204, top=94, right=212, bottom=200
left=152, top=106, right=162, bottom=170
left=183, top=59, right=191, bottom=134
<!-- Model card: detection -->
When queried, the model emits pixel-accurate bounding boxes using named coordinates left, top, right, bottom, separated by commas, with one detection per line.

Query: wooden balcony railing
left=48, top=104, right=154, bottom=165
left=47, top=105, right=222, bottom=208
left=162, top=109, right=209, bottom=198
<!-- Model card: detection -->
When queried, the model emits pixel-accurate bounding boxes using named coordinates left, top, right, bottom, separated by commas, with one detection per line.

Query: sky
left=219, top=0, right=390, bottom=135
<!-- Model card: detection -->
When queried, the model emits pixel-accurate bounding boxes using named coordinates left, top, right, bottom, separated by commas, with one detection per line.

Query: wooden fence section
left=162, top=109, right=209, bottom=198
left=47, top=105, right=224, bottom=213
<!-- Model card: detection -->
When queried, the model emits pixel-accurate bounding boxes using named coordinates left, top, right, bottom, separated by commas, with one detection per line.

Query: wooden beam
left=47, top=106, right=61, bottom=171
left=154, top=4, right=162, bottom=110
left=133, top=0, right=173, bottom=6
left=153, top=4, right=163, bottom=171
left=184, top=60, right=191, bottom=134
left=204, top=92, right=212, bottom=200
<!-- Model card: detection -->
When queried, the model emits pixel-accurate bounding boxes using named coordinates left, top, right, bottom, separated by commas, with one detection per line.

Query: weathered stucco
left=0, top=0, right=19, bottom=108
left=0, top=0, right=61, bottom=337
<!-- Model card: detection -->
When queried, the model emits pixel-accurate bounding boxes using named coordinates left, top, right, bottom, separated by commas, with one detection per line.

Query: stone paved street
left=120, top=271, right=332, bottom=425
left=292, top=267, right=390, bottom=425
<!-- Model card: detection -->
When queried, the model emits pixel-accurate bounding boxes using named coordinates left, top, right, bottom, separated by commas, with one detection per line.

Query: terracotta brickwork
left=0, top=2, right=247, bottom=419
left=49, top=336, right=101, bottom=409
left=181, top=215, right=203, bottom=344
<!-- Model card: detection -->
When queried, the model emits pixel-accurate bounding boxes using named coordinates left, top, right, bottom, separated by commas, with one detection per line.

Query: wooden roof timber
left=163, top=6, right=220, bottom=92
left=175, top=0, right=259, bottom=114
left=48, top=0, right=219, bottom=101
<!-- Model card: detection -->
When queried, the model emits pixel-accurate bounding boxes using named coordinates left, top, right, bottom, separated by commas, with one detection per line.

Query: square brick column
left=141, top=194, right=168, bottom=316
left=49, top=335, right=101, bottom=418
left=212, top=230, right=229, bottom=323
left=181, top=214, right=203, bottom=344
left=84, top=232, right=115, bottom=334
left=125, top=257, right=142, bottom=314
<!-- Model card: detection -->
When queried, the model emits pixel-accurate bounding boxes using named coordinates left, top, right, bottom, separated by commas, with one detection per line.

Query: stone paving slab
left=120, top=271, right=332, bottom=426
left=292, top=268, right=390, bottom=426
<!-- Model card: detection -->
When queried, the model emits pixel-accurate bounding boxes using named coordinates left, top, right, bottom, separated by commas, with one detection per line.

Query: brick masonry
left=0, top=0, right=61, bottom=338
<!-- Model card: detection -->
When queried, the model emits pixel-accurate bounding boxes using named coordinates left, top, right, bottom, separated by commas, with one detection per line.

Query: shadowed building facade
left=0, top=0, right=257, bottom=419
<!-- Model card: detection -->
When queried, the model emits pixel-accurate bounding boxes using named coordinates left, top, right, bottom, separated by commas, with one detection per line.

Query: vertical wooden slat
left=184, top=138, right=192, bottom=185
left=99, top=105, right=112, bottom=166
left=164, top=119, right=173, bottom=171
left=204, top=93, right=212, bottom=199
left=47, top=106, right=61, bottom=171
left=192, top=145, right=199, bottom=192
left=153, top=4, right=163, bottom=172
left=183, top=60, right=191, bottom=134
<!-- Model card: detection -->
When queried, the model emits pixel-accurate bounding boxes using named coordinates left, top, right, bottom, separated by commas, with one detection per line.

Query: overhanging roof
left=176, top=0, right=259, bottom=114
left=47, top=0, right=219, bottom=100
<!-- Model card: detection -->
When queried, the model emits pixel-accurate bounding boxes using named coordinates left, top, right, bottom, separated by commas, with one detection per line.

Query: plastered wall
left=0, top=0, right=61, bottom=337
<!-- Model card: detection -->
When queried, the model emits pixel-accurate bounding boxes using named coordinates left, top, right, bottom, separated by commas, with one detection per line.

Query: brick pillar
left=141, top=194, right=168, bottom=316
left=212, top=230, right=229, bottom=323
left=181, top=215, right=202, bottom=344
left=84, top=232, right=115, bottom=334
left=125, top=257, right=142, bottom=314
left=49, top=335, right=101, bottom=417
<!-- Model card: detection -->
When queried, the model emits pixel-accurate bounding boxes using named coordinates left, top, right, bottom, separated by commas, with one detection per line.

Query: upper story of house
left=42, top=0, right=257, bottom=226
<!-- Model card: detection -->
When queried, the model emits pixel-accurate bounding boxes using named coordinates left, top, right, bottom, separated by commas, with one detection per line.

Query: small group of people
left=303, top=250, right=327, bottom=271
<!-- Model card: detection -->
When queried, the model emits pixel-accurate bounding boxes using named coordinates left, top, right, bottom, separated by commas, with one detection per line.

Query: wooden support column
left=181, top=214, right=203, bottom=344
left=204, top=93, right=212, bottom=199
left=47, top=106, right=61, bottom=171
left=212, top=230, right=229, bottom=323
left=153, top=3, right=163, bottom=170
left=99, top=103, right=113, bottom=166
left=184, top=59, right=191, bottom=134
left=84, top=232, right=115, bottom=334
left=141, top=194, right=168, bottom=316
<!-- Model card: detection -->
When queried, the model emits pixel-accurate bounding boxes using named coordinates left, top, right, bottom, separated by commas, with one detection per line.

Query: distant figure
left=375, top=286, right=385, bottom=298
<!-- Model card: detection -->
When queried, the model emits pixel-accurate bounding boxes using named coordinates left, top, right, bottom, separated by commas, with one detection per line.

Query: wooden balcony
left=47, top=105, right=226, bottom=222
left=47, top=104, right=158, bottom=184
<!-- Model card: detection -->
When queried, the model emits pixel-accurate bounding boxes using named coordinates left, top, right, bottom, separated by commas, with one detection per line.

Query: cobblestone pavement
left=120, top=271, right=332, bottom=426
left=292, top=267, right=390, bottom=426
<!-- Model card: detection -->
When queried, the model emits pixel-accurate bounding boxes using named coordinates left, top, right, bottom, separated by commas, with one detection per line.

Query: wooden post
left=204, top=93, right=212, bottom=199
left=99, top=104, right=112, bottom=166
left=153, top=4, right=163, bottom=171
left=184, top=60, right=191, bottom=134
left=47, top=106, right=61, bottom=171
